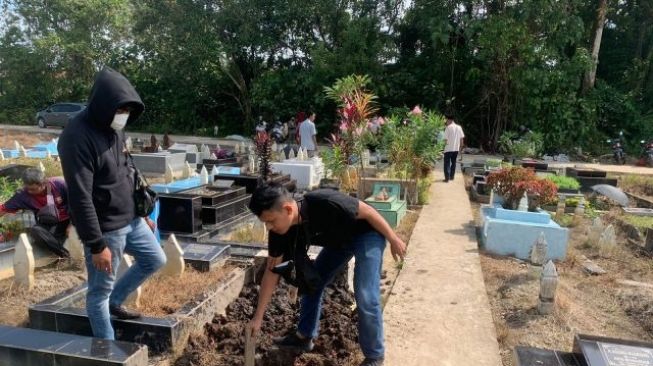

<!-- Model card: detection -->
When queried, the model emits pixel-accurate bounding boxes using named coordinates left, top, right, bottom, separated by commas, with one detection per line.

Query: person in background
left=442, top=113, right=465, bottom=182
left=0, top=168, right=71, bottom=257
left=58, top=67, right=166, bottom=340
left=299, top=111, right=318, bottom=157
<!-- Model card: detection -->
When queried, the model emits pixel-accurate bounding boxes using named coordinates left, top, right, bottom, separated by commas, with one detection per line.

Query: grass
left=546, top=175, right=580, bottom=191
left=619, top=174, right=653, bottom=197
left=0, top=177, right=21, bottom=201
left=0, top=157, right=63, bottom=178
left=621, top=215, right=653, bottom=234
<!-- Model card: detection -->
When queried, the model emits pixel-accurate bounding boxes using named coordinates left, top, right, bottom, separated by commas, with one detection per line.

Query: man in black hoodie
left=58, top=68, right=166, bottom=340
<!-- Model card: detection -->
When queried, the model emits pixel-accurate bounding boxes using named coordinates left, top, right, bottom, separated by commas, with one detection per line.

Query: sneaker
left=273, top=332, right=314, bottom=352
left=359, top=358, right=384, bottom=366
left=109, top=305, right=142, bottom=320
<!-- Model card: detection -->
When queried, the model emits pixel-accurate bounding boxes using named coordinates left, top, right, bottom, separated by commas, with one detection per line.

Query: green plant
left=498, top=130, right=544, bottom=158
left=417, top=178, right=431, bottom=205
left=0, top=177, right=22, bottom=202
left=621, top=215, right=653, bottom=234
left=546, top=175, right=581, bottom=191
left=485, top=159, right=502, bottom=168
left=322, top=145, right=347, bottom=181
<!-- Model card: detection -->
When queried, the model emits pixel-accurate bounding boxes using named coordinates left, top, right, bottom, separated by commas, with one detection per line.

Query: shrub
left=487, top=167, right=558, bottom=208
left=546, top=175, right=580, bottom=191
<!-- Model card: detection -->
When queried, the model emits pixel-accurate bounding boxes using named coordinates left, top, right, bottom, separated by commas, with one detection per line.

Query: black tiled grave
left=573, top=334, right=653, bottom=366
left=179, top=242, right=230, bottom=272
left=157, top=195, right=202, bottom=234
left=566, top=167, right=608, bottom=178
left=201, top=194, right=251, bottom=226
left=176, top=186, right=246, bottom=207
left=0, top=325, right=147, bottom=366
left=0, top=164, right=32, bottom=181
left=212, top=173, right=291, bottom=193
left=514, top=346, right=581, bottom=366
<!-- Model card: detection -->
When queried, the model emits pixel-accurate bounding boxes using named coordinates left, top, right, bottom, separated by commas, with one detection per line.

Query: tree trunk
left=582, top=0, right=609, bottom=93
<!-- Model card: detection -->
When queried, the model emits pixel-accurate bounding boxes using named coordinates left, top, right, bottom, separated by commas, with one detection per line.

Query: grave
left=0, top=164, right=31, bottom=180
left=213, top=173, right=295, bottom=194
left=168, top=143, right=202, bottom=164
left=197, top=157, right=242, bottom=172
left=157, top=195, right=202, bottom=234
left=130, top=152, right=186, bottom=175
left=364, top=183, right=407, bottom=228
left=574, top=334, right=653, bottom=366
left=29, top=265, right=254, bottom=354
left=514, top=346, right=582, bottom=366
left=519, top=159, right=549, bottom=171
left=270, top=157, right=325, bottom=190
left=566, top=167, right=618, bottom=192
left=480, top=204, right=569, bottom=260
left=179, top=242, right=231, bottom=272
left=151, top=176, right=203, bottom=194
left=201, top=194, right=251, bottom=227
left=622, top=207, right=653, bottom=217
left=0, top=325, right=148, bottom=366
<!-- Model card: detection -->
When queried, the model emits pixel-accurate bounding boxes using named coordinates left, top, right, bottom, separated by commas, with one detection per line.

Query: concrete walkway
left=383, top=170, right=502, bottom=366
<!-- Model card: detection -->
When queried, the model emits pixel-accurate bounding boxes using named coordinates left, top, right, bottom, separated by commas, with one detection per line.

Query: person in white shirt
left=299, top=112, right=318, bottom=157
left=442, top=113, right=465, bottom=182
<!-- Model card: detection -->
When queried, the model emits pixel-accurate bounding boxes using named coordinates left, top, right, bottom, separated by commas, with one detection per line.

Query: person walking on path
left=442, top=113, right=465, bottom=182
left=299, top=112, right=318, bottom=157
left=58, top=67, right=166, bottom=340
left=245, top=183, right=407, bottom=366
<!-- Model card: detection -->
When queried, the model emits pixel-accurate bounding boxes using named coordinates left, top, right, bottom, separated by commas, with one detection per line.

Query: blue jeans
left=84, top=217, right=166, bottom=340
left=297, top=231, right=386, bottom=360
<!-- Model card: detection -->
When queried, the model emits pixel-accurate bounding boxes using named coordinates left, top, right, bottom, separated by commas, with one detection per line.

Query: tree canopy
left=1, top=0, right=651, bottom=154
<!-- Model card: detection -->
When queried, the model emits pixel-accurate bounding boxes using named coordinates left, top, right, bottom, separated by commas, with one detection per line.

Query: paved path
left=383, top=170, right=502, bottom=366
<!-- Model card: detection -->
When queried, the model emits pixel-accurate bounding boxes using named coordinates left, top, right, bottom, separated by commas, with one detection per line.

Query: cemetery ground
left=466, top=170, right=653, bottom=366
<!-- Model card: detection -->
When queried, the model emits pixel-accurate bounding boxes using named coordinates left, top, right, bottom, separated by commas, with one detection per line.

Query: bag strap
left=124, top=144, right=151, bottom=188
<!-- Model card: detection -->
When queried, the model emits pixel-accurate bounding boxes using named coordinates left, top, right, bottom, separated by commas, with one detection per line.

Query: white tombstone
left=248, top=156, right=257, bottom=174
left=14, top=140, right=20, bottom=151
left=64, top=226, right=85, bottom=266
left=157, top=145, right=163, bottom=152
left=240, top=142, right=246, bottom=154
left=200, top=144, right=211, bottom=160
left=117, top=255, right=141, bottom=308
left=530, top=232, right=548, bottom=266
left=518, top=192, right=528, bottom=211
left=45, top=151, right=51, bottom=159
left=210, top=153, right=217, bottom=160
left=165, top=164, right=175, bottom=183
left=587, top=217, right=604, bottom=244
left=538, top=260, right=558, bottom=315
left=234, top=143, right=241, bottom=154
left=211, top=165, right=219, bottom=178
left=19, top=146, right=28, bottom=157
left=161, top=234, right=185, bottom=277
left=38, top=162, right=46, bottom=173
left=125, top=137, right=133, bottom=151
left=271, top=142, right=278, bottom=153
left=183, top=161, right=194, bottom=178
left=288, top=148, right=296, bottom=159
left=13, top=233, right=35, bottom=290
left=200, top=166, right=209, bottom=185
left=598, top=225, right=617, bottom=256
left=0, top=150, right=4, bottom=161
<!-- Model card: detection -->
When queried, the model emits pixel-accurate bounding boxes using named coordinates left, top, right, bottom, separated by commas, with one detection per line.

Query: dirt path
left=383, top=170, right=502, bottom=366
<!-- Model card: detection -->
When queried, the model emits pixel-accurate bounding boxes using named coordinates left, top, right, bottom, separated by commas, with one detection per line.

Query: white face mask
left=110, top=113, right=129, bottom=130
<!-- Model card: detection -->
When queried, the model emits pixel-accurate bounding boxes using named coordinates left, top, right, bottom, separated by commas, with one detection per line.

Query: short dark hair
left=22, top=168, right=45, bottom=186
left=248, top=183, right=293, bottom=216
left=444, top=112, right=455, bottom=120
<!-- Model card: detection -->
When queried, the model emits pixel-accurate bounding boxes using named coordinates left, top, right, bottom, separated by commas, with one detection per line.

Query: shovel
left=245, top=327, right=257, bottom=366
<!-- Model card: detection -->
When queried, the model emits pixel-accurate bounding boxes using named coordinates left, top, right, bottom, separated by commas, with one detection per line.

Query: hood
left=85, top=67, right=144, bottom=129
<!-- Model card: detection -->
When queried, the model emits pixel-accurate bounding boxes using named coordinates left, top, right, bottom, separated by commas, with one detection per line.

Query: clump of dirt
left=0, top=261, right=85, bottom=326
left=175, top=272, right=362, bottom=366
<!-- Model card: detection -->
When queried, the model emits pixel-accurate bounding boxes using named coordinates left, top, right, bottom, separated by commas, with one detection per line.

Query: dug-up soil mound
left=175, top=273, right=362, bottom=366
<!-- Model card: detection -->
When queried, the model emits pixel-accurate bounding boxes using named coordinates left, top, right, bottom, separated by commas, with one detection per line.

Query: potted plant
left=486, top=167, right=538, bottom=209
left=515, top=179, right=558, bottom=212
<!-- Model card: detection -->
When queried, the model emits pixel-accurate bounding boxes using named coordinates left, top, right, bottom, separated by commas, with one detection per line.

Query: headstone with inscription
left=573, top=334, right=653, bottom=366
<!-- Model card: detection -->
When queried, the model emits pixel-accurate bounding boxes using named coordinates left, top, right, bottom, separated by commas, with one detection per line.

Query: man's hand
left=92, top=247, right=112, bottom=274
left=247, top=317, right=263, bottom=337
left=389, top=236, right=407, bottom=262
left=145, top=217, right=156, bottom=232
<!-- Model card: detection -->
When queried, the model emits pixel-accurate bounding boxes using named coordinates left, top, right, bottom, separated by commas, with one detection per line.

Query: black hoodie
left=57, top=68, right=145, bottom=254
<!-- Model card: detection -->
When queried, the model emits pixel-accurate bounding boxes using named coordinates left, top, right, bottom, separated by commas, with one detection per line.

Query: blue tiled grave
left=364, top=183, right=406, bottom=228
left=480, top=204, right=569, bottom=260
left=29, top=266, right=254, bottom=354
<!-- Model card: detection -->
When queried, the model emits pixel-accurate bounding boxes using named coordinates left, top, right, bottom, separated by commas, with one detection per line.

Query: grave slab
left=0, top=325, right=148, bottom=366
left=29, top=267, right=252, bottom=354
left=201, top=194, right=252, bottom=226
left=622, top=208, right=653, bottom=217
left=157, top=195, right=202, bottom=234
left=573, top=334, right=653, bottom=366
left=514, top=346, right=581, bottom=366
left=179, top=242, right=230, bottom=272
left=130, top=152, right=186, bottom=174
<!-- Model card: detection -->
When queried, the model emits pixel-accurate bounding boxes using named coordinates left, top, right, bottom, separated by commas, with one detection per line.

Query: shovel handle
left=245, top=328, right=256, bottom=366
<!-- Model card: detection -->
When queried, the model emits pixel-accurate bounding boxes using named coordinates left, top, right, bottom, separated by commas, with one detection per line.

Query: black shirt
left=268, top=189, right=375, bottom=258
